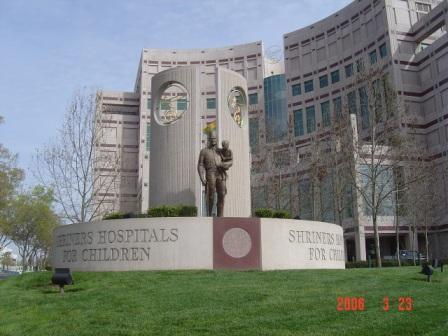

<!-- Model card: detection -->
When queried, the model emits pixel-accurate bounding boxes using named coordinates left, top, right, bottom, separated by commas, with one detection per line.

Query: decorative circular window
left=227, top=87, right=246, bottom=128
left=156, top=83, right=189, bottom=125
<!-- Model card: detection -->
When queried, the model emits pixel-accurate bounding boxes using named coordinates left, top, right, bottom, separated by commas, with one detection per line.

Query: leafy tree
left=8, top=186, right=59, bottom=271
left=1, top=251, right=15, bottom=271
left=0, top=115, right=24, bottom=252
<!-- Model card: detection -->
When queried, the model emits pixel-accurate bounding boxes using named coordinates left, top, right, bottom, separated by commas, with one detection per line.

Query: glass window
left=146, top=124, right=151, bottom=151
left=319, top=75, right=328, bottom=88
left=331, top=70, right=340, bottom=84
left=321, top=175, right=334, bottom=223
left=321, top=101, right=331, bottom=127
left=333, top=97, right=342, bottom=119
left=299, top=179, right=313, bottom=220
left=304, top=80, right=314, bottom=93
left=416, top=2, right=431, bottom=12
left=177, top=98, right=187, bottom=110
left=147, top=98, right=152, bottom=110
left=360, top=165, right=395, bottom=216
left=379, top=43, right=387, bottom=58
left=293, top=109, right=304, bottom=136
left=348, top=91, right=357, bottom=114
left=369, top=50, right=377, bottom=64
left=359, top=87, right=369, bottom=129
left=344, top=184, right=353, bottom=219
left=160, top=99, right=170, bottom=110
left=249, top=118, right=259, bottom=152
left=356, top=59, right=365, bottom=72
left=345, top=64, right=353, bottom=78
left=306, top=105, right=316, bottom=133
left=292, top=83, right=302, bottom=96
left=206, top=98, right=216, bottom=109
left=249, top=93, right=258, bottom=105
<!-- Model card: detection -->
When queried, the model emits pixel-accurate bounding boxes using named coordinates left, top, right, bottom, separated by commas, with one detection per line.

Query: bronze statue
left=197, top=133, right=233, bottom=217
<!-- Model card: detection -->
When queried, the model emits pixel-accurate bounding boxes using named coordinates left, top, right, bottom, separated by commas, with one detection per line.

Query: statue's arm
left=221, top=151, right=233, bottom=170
left=197, top=151, right=206, bottom=186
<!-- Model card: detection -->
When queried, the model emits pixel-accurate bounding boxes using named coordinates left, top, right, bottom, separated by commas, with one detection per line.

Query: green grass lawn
left=0, top=267, right=447, bottom=336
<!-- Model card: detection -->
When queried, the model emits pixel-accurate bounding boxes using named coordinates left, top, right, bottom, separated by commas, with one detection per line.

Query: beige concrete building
left=95, top=0, right=448, bottom=260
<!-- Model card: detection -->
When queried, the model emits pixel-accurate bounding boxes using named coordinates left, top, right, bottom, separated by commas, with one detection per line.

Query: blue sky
left=0, top=0, right=352, bottom=187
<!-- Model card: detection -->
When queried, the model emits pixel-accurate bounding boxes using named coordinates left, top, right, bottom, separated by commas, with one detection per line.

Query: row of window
left=291, top=43, right=387, bottom=96
left=293, top=86, right=373, bottom=137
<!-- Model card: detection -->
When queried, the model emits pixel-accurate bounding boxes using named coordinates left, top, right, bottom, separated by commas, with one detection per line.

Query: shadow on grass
left=410, top=277, right=442, bottom=283
left=40, top=286, right=85, bottom=294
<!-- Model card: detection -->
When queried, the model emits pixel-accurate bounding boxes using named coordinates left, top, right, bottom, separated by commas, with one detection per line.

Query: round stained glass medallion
left=156, top=83, right=189, bottom=125
left=227, top=88, right=246, bottom=128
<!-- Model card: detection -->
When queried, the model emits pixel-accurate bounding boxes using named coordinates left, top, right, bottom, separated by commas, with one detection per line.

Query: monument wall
left=149, top=66, right=251, bottom=217
left=52, top=218, right=345, bottom=271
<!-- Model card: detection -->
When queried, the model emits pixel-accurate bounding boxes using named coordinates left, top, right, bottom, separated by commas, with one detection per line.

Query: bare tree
left=34, top=89, right=119, bottom=224
left=347, top=67, right=406, bottom=267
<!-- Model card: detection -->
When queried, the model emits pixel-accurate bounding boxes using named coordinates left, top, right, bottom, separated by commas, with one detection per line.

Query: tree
left=8, top=186, right=59, bottom=271
left=34, top=89, right=119, bottom=224
left=0, top=115, right=24, bottom=252
left=1, top=251, right=15, bottom=271
left=347, top=67, right=406, bottom=267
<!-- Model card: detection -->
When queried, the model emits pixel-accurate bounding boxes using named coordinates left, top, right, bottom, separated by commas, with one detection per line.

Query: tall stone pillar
left=350, top=113, right=366, bottom=261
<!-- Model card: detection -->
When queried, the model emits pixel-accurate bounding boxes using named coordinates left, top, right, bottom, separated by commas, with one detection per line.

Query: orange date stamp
left=336, top=297, right=413, bottom=311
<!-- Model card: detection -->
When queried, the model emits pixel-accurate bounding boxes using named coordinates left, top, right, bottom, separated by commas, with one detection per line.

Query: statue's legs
left=216, top=178, right=227, bottom=217
left=206, top=173, right=216, bottom=216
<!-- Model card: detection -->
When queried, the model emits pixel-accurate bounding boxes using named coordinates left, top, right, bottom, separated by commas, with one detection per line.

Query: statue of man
left=197, top=133, right=233, bottom=217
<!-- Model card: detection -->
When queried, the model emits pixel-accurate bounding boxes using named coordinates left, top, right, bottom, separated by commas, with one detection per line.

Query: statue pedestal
left=52, top=217, right=345, bottom=271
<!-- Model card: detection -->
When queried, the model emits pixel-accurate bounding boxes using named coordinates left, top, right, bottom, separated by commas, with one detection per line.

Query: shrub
left=103, top=212, right=127, bottom=220
left=254, top=208, right=274, bottom=218
left=148, top=206, right=179, bottom=217
left=273, top=210, right=291, bottom=219
left=147, top=205, right=198, bottom=217
left=178, top=205, right=197, bottom=217
left=345, top=259, right=417, bottom=268
left=345, top=261, right=369, bottom=268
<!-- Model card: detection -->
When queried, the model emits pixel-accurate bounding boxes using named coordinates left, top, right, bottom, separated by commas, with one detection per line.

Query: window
left=369, top=50, right=377, bottom=64
left=319, top=75, right=328, bottom=88
left=331, top=70, right=340, bottom=83
left=360, top=165, right=395, bottom=216
left=306, top=105, right=316, bottom=133
left=293, top=109, right=304, bottom=136
left=348, top=91, right=357, bottom=114
left=292, top=83, right=301, bottom=96
left=299, top=179, right=313, bottom=220
left=333, top=97, right=342, bottom=119
left=304, top=80, right=314, bottom=93
left=345, top=64, right=354, bottom=78
left=160, top=99, right=170, bottom=110
left=356, top=59, right=365, bottom=72
left=206, top=98, right=216, bottom=109
left=177, top=98, right=187, bottom=110
left=147, top=98, right=152, bottom=110
left=249, top=118, right=259, bottom=152
left=379, top=43, right=387, bottom=58
left=321, top=101, right=331, bottom=127
left=249, top=93, right=258, bottom=105
left=359, top=87, right=369, bottom=129
left=146, top=124, right=151, bottom=151
left=416, top=2, right=431, bottom=20
left=416, top=2, right=431, bottom=12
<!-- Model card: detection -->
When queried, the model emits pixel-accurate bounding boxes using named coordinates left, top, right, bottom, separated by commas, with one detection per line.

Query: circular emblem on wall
left=222, top=228, right=252, bottom=258
left=227, top=88, right=246, bottom=128
left=156, top=82, right=189, bottom=125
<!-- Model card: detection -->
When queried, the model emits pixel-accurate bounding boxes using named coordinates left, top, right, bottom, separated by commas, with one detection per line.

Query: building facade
left=95, top=0, right=448, bottom=260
